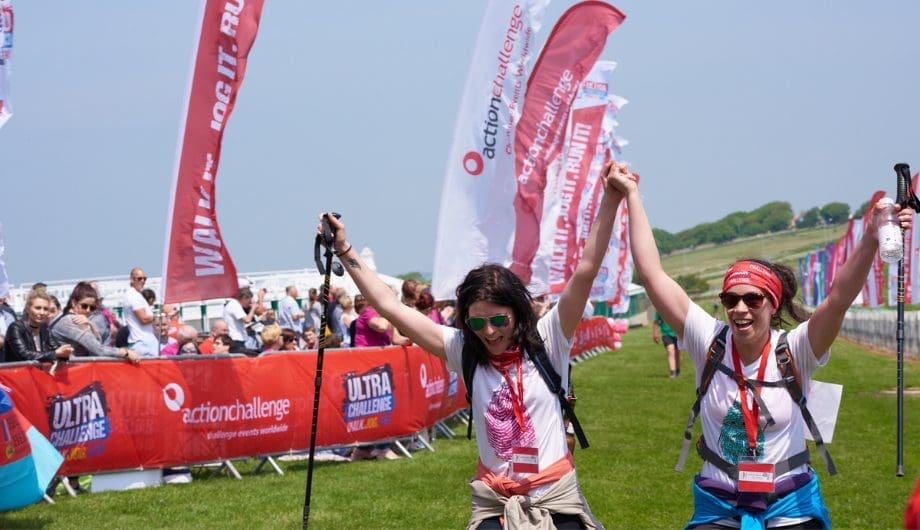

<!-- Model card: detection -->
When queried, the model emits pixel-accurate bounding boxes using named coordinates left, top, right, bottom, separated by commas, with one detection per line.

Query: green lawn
left=1, top=325, right=917, bottom=529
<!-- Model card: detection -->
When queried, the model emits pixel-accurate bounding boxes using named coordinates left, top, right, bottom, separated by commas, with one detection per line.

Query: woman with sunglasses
left=49, top=282, right=140, bottom=363
left=606, top=167, right=913, bottom=529
left=322, top=162, right=628, bottom=529
left=3, top=289, right=74, bottom=363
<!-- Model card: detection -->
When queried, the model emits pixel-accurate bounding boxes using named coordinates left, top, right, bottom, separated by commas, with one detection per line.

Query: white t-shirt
left=223, top=299, right=248, bottom=342
left=123, top=288, right=158, bottom=356
left=681, top=302, right=828, bottom=487
left=443, top=305, right=572, bottom=497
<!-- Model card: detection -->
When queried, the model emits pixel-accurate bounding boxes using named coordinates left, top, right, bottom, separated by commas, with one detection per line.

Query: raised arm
left=606, top=164, right=690, bottom=336
left=808, top=201, right=915, bottom=356
left=556, top=162, right=625, bottom=338
left=323, top=214, right=446, bottom=359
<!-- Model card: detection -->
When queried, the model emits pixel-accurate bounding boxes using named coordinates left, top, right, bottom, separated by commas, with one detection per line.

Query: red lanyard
left=490, top=348, right=527, bottom=431
left=730, top=336, right=772, bottom=456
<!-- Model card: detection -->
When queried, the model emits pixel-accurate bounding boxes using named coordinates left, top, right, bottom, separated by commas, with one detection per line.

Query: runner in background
left=652, top=310, right=681, bottom=378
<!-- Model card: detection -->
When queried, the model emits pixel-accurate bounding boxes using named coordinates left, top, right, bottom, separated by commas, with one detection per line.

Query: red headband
left=722, top=261, right=782, bottom=311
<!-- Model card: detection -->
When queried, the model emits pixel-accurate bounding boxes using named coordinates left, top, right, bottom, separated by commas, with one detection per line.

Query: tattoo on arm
left=347, top=258, right=360, bottom=269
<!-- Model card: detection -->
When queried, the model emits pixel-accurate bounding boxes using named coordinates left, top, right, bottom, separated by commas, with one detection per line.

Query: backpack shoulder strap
left=528, top=341, right=589, bottom=449
left=774, top=332, right=837, bottom=476
left=676, top=325, right=729, bottom=472
left=461, top=346, right=477, bottom=440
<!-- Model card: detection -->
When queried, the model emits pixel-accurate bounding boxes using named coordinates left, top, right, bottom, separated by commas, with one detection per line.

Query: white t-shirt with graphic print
left=443, top=305, right=572, bottom=497
left=680, top=302, right=828, bottom=487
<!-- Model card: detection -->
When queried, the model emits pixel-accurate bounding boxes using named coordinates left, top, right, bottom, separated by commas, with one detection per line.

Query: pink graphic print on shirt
left=485, top=379, right=535, bottom=461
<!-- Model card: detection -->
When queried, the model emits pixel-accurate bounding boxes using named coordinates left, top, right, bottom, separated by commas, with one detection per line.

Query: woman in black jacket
left=3, top=289, right=73, bottom=363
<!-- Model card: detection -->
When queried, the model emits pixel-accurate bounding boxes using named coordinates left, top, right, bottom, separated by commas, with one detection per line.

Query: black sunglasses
left=718, top=292, right=767, bottom=310
left=79, top=303, right=98, bottom=312
left=133, top=276, right=147, bottom=282
left=466, top=314, right=510, bottom=331
left=284, top=337, right=296, bottom=342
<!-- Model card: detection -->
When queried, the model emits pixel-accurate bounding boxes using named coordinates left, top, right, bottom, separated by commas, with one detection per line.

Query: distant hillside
left=658, top=224, right=848, bottom=296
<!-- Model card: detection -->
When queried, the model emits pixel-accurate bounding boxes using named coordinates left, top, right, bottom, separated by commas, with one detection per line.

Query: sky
left=1, top=1, right=919, bottom=286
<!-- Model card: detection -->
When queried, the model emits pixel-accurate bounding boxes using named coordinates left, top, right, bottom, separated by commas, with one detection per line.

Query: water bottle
left=877, top=197, right=903, bottom=263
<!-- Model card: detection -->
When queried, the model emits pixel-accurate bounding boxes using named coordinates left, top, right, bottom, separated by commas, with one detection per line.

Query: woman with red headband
left=607, top=166, right=913, bottom=529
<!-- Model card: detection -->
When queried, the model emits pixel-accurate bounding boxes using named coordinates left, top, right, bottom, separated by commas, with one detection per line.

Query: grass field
left=1, top=324, right=917, bottom=529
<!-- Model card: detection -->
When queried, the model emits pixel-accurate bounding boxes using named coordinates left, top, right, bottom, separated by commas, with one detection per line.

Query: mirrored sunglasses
left=466, top=314, right=510, bottom=331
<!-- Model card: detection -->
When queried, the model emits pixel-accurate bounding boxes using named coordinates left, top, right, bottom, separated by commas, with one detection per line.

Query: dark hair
left=740, top=258, right=810, bottom=327
left=415, top=291, right=435, bottom=313
left=455, top=264, right=542, bottom=365
left=401, top=279, right=419, bottom=301
left=237, top=287, right=253, bottom=300
left=281, top=327, right=297, bottom=343
left=141, top=288, right=156, bottom=306
left=64, top=282, right=99, bottom=314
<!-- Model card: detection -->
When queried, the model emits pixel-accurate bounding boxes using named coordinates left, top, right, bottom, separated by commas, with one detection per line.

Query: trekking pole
left=893, top=163, right=920, bottom=477
left=302, top=212, right=344, bottom=528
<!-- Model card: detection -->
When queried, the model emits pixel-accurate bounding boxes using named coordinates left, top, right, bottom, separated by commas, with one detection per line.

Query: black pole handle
left=314, top=212, right=342, bottom=275
left=894, top=163, right=920, bottom=211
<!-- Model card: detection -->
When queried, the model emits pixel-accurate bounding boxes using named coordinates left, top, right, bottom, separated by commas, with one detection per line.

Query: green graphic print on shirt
left=719, top=400, right=764, bottom=464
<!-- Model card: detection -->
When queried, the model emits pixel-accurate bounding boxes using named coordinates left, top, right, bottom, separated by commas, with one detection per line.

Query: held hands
left=602, top=160, right=639, bottom=196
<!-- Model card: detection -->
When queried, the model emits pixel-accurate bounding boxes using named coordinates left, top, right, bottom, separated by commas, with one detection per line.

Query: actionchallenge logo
left=161, top=382, right=291, bottom=425
left=342, top=364, right=396, bottom=433
left=45, top=381, right=111, bottom=460
left=419, top=363, right=445, bottom=411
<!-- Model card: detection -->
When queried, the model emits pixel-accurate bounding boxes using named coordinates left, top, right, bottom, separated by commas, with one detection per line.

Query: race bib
left=511, top=446, right=539, bottom=474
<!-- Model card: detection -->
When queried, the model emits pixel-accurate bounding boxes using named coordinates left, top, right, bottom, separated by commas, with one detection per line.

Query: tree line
left=652, top=200, right=864, bottom=255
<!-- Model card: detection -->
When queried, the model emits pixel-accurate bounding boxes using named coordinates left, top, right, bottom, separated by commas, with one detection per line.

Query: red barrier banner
left=570, top=316, right=619, bottom=357
left=0, top=346, right=464, bottom=475
left=162, top=0, right=264, bottom=304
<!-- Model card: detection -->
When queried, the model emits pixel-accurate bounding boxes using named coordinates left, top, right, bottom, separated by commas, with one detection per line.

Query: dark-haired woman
left=3, top=289, right=73, bottom=363
left=607, top=167, right=913, bottom=529
left=322, top=162, right=628, bottom=529
left=49, top=282, right=139, bottom=363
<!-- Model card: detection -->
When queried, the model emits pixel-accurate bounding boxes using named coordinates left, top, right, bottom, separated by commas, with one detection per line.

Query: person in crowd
left=198, top=318, right=229, bottom=354
left=3, top=289, right=74, bottom=363
left=0, top=293, right=16, bottom=351
left=123, top=268, right=159, bottom=357
left=280, top=327, right=299, bottom=350
left=400, top=278, right=419, bottom=308
left=301, top=326, right=319, bottom=350
left=652, top=310, right=681, bottom=378
left=224, top=287, right=262, bottom=352
left=49, top=282, right=139, bottom=362
left=415, top=291, right=443, bottom=324
left=349, top=294, right=367, bottom=347
left=160, top=304, right=182, bottom=346
left=48, top=295, right=62, bottom=320
left=260, top=324, right=283, bottom=353
left=161, top=324, right=199, bottom=356
left=301, top=288, right=322, bottom=332
left=326, top=286, right=347, bottom=341
left=607, top=164, right=914, bottom=529
left=89, top=281, right=121, bottom=340
left=531, top=295, right=551, bottom=320
left=353, top=299, right=409, bottom=348
left=321, top=161, right=627, bottom=528
left=141, top=288, right=156, bottom=307
left=338, top=294, right=358, bottom=345
left=278, top=285, right=305, bottom=334
left=212, top=333, right=233, bottom=354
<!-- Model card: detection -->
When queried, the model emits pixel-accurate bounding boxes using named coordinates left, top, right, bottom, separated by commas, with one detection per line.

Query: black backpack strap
left=528, top=342, right=589, bottom=449
left=676, top=325, right=729, bottom=472
left=775, top=332, right=837, bottom=476
left=696, top=435, right=811, bottom=480
left=461, top=346, right=477, bottom=441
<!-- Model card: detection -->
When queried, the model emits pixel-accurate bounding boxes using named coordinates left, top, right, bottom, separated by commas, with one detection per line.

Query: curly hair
left=455, top=264, right=543, bottom=365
